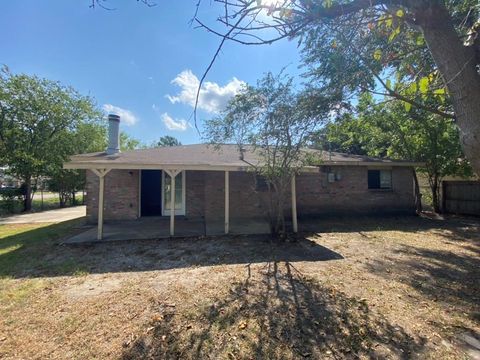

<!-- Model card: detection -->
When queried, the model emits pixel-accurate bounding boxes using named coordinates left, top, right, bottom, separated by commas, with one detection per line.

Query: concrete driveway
left=0, top=205, right=86, bottom=224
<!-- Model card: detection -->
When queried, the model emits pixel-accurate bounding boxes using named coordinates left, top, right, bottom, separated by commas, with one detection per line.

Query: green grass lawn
left=0, top=220, right=87, bottom=325
left=0, top=220, right=86, bottom=278
left=0, top=193, right=85, bottom=216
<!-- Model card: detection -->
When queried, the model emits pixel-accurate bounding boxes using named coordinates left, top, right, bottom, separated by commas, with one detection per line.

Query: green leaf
left=386, top=16, right=393, bottom=28
left=386, top=79, right=392, bottom=90
left=373, top=49, right=382, bottom=61
left=408, top=81, right=417, bottom=94
left=419, top=77, right=429, bottom=94
left=404, top=101, right=411, bottom=112
left=378, top=15, right=385, bottom=26
left=396, top=9, right=404, bottom=18
left=434, top=88, right=446, bottom=103
left=416, top=36, right=424, bottom=46
left=388, top=26, right=401, bottom=42
left=323, top=0, right=333, bottom=8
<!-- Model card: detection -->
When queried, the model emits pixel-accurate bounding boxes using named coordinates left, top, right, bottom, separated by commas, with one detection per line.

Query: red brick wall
left=185, top=170, right=205, bottom=218
left=186, top=171, right=268, bottom=221
left=85, top=166, right=415, bottom=222
left=296, top=166, right=414, bottom=216
left=86, top=169, right=139, bottom=223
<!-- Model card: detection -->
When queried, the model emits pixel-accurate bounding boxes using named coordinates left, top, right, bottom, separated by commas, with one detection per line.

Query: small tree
left=205, top=73, right=324, bottom=239
left=153, top=135, right=181, bottom=147
left=0, top=187, right=23, bottom=213
left=47, top=170, right=84, bottom=207
left=120, top=132, right=142, bottom=150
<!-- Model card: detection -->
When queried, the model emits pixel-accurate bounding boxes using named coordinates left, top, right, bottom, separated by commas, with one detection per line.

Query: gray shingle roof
left=65, top=144, right=421, bottom=170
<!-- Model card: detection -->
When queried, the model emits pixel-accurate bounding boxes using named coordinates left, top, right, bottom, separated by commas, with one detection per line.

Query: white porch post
left=92, top=169, right=111, bottom=240
left=225, top=171, right=230, bottom=234
left=98, top=175, right=105, bottom=240
left=165, top=169, right=180, bottom=236
left=291, top=174, right=298, bottom=233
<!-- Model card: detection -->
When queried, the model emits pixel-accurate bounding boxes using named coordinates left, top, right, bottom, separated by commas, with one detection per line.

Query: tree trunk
left=431, top=185, right=440, bottom=213
left=267, top=183, right=276, bottom=236
left=59, top=192, right=66, bottom=208
left=417, top=2, right=480, bottom=176
left=23, top=177, right=32, bottom=212
left=412, top=169, right=422, bottom=214
left=430, top=174, right=441, bottom=213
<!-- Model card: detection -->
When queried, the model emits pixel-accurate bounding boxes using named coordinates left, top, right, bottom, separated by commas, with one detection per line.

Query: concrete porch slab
left=64, top=216, right=270, bottom=244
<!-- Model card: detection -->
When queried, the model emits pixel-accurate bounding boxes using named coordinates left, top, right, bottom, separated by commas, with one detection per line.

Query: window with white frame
left=368, top=169, right=392, bottom=189
left=162, top=171, right=186, bottom=215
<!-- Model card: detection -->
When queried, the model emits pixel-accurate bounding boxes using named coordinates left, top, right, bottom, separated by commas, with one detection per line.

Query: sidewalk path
left=0, top=206, right=86, bottom=224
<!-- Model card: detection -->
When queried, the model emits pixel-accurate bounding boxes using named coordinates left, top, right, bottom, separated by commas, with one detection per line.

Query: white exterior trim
left=225, top=171, right=229, bottom=234
left=64, top=162, right=422, bottom=172
left=64, top=163, right=321, bottom=172
left=91, top=168, right=111, bottom=241
left=161, top=170, right=186, bottom=216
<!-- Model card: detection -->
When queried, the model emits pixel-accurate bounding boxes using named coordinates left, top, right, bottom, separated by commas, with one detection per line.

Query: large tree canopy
left=193, top=0, right=480, bottom=175
left=317, top=93, right=472, bottom=212
left=0, top=66, right=102, bottom=211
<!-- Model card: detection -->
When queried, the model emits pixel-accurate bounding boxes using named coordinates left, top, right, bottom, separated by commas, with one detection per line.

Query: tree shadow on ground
left=0, top=223, right=342, bottom=278
left=366, top=241, right=480, bottom=323
left=121, top=261, right=425, bottom=359
left=0, top=219, right=88, bottom=278
left=301, top=213, right=480, bottom=240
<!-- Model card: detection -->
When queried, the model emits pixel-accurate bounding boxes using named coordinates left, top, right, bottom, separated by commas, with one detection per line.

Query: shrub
left=0, top=188, right=23, bottom=213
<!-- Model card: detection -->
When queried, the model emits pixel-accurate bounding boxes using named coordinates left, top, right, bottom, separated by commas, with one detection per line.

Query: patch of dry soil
left=0, top=216, right=478, bottom=359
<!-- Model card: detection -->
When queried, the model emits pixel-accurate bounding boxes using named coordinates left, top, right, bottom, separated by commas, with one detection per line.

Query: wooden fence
left=442, top=180, right=480, bottom=216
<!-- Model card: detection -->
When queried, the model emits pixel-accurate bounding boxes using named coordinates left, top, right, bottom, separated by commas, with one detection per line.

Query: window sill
left=368, top=188, right=393, bottom=192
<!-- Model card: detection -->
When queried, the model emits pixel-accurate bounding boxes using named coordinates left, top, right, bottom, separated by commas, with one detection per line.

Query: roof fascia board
left=322, top=161, right=424, bottom=167
left=64, top=163, right=249, bottom=172
left=63, top=162, right=321, bottom=173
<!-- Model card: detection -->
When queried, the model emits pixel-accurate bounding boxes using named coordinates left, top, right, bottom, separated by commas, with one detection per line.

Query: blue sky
left=1, top=1, right=302, bottom=144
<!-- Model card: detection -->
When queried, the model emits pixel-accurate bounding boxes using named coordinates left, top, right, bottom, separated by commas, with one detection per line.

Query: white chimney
left=106, top=114, right=120, bottom=155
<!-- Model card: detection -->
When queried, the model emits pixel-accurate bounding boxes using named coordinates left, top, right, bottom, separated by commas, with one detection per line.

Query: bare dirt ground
left=0, top=214, right=479, bottom=359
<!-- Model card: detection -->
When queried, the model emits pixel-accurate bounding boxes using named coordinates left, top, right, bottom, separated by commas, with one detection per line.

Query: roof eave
left=321, top=161, right=425, bottom=167
left=63, top=161, right=321, bottom=173
left=63, top=160, right=423, bottom=172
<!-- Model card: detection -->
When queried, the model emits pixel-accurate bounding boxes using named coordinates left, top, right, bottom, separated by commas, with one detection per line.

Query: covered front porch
left=65, top=216, right=272, bottom=244
left=78, top=167, right=300, bottom=242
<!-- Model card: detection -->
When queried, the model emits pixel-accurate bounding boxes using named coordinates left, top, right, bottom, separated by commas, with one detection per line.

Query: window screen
left=255, top=175, right=269, bottom=192
left=380, top=170, right=392, bottom=189
left=368, top=170, right=392, bottom=189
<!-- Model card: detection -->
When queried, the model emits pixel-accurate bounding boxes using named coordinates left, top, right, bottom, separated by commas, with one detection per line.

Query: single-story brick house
left=64, top=115, right=421, bottom=240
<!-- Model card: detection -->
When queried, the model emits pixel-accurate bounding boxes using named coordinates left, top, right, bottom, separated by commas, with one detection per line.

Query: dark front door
left=141, top=170, right=162, bottom=216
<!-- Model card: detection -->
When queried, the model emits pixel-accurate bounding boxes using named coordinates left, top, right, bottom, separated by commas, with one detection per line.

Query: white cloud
left=161, top=112, right=188, bottom=131
left=102, top=104, right=138, bottom=126
left=166, top=69, right=245, bottom=113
